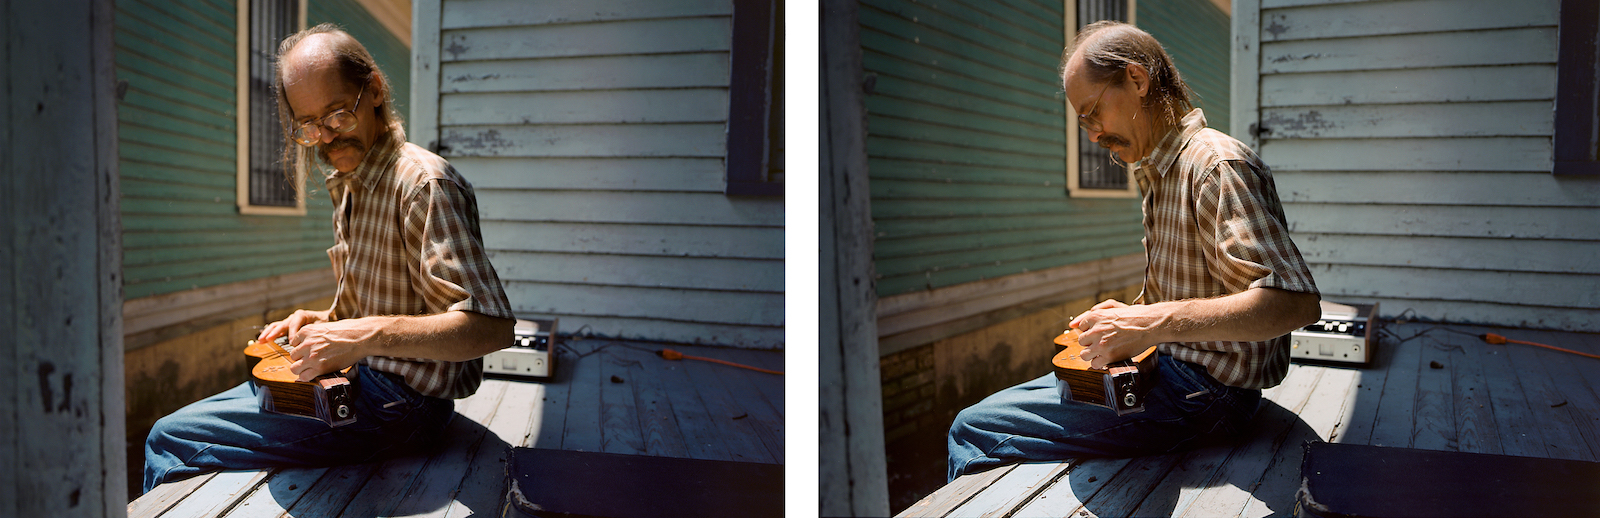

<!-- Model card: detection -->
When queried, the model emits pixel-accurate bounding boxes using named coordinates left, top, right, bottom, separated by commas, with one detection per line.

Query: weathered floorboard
left=1231, top=368, right=1360, bottom=518
left=599, top=349, right=647, bottom=455
left=128, top=340, right=782, bottom=518
left=894, top=324, right=1600, bottom=518
left=128, top=472, right=216, bottom=518
left=1410, top=337, right=1458, bottom=451
left=944, top=461, right=1069, bottom=517
left=1366, top=335, right=1423, bottom=448
left=1009, top=457, right=1133, bottom=517
left=895, top=464, right=1017, bottom=518
left=1160, top=365, right=1330, bottom=517
left=1452, top=329, right=1503, bottom=455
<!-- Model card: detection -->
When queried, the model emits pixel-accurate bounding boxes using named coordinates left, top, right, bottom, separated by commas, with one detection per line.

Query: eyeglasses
left=1078, top=81, right=1112, bottom=133
left=291, top=85, right=365, bottom=147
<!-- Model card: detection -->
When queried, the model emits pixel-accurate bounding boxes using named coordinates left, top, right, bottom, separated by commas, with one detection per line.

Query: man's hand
left=1066, top=288, right=1323, bottom=369
left=1069, top=299, right=1162, bottom=370
left=287, top=318, right=384, bottom=382
left=257, top=309, right=331, bottom=344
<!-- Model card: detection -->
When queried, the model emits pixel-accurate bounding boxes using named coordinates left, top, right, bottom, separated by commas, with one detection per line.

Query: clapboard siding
left=1285, top=204, right=1600, bottom=240
left=440, top=53, right=731, bottom=93
left=863, top=0, right=1231, bottom=299
left=1245, top=0, right=1600, bottom=331
left=453, top=157, right=726, bottom=192
left=309, top=0, right=411, bottom=121
left=1261, top=137, right=1552, bottom=171
left=1261, top=0, right=1556, bottom=41
left=492, top=252, right=782, bottom=292
left=502, top=282, right=781, bottom=325
left=1260, top=102, right=1552, bottom=139
left=116, top=0, right=408, bottom=301
left=1262, top=27, right=1558, bottom=74
left=1263, top=65, right=1557, bottom=107
left=1297, top=234, right=1600, bottom=275
left=1140, top=0, right=1233, bottom=134
left=439, top=0, right=733, bottom=29
left=440, top=19, right=731, bottom=62
left=439, top=123, right=727, bottom=157
left=440, top=90, right=730, bottom=125
left=477, top=191, right=781, bottom=226
left=1277, top=171, right=1600, bottom=206
left=482, top=221, right=783, bottom=258
left=432, top=0, right=782, bottom=348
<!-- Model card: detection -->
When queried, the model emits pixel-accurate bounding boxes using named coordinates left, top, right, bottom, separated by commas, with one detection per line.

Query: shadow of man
left=262, top=414, right=513, bottom=517
left=1070, top=399, right=1318, bottom=517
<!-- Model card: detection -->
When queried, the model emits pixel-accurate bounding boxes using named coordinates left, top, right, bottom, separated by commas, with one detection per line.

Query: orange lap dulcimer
left=1051, top=329, right=1158, bottom=416
left=243, top=337, right=357, bottom=427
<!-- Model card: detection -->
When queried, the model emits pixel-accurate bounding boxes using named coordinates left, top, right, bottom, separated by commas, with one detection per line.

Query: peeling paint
left=444, top=37, right=470, bottom=61
left=1262, top=110, right=1335, bottom=137
left=442, top=129, right=516, bottom=156
left=1265, top=17, right=1290, bottom=38
left=1270, top=53, right=1325, bottom=64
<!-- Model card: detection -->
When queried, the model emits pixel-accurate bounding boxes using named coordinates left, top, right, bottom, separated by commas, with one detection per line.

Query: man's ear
left=366, top=73, right=389, bottom=112
left=1126, top=63, right=1152, bottom=98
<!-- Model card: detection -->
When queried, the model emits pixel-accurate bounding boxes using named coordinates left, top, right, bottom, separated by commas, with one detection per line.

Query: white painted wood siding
left=1240, top=0, right=1600, bottom=331
left=418, top=0, right=783, bottom=348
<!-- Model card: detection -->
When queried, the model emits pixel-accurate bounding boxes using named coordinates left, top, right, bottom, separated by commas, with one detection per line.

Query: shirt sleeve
left=401, top=176, right=515, bottom=319
left=1194, top=159, right=1319, bottom=296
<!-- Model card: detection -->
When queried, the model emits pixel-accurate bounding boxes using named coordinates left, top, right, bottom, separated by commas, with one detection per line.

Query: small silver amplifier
left=1290, top=301, right=1378, bottom=364
left=484, top=318, right=558, bottom=378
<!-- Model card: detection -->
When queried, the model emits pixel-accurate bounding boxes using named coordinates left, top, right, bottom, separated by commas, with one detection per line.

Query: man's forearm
left=1072, top=286, right=1321, bottom=368
left=354, top=310, right=515, bottom=362
left=1149, top=287, right=1321, bottom=344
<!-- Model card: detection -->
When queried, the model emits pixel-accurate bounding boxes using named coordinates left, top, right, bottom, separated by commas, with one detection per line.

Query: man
left=143, top=24, right=515, bottom=492
left=946, top=21, right=1322, bottom=480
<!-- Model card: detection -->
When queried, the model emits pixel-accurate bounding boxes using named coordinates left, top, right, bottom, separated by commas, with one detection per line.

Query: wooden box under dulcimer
left=1051, top=329, right=1158, bottom=416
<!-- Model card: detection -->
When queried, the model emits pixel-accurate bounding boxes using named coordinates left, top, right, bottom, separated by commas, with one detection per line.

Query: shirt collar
left=1136, top=108, right=1207, bottom=180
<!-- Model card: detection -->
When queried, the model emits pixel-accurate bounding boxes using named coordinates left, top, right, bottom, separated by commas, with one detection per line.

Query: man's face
left=1064, top=56, right=1152, bottom=164
left=283, top=61, right=377, bottom=173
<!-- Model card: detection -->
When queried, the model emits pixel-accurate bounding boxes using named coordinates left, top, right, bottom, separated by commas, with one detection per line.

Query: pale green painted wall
left=115, top=0, right=409, bottom=300
left=860, top=0, right=1147, bottom=297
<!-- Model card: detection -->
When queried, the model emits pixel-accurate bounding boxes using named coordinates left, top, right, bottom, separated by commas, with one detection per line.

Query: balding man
left=945, top=21, right=1322, bottom=480
left=143, top=24, right=514, bottom=493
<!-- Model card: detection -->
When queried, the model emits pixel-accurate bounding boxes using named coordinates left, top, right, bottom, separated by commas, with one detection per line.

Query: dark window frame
left=1555, top=0, right=1600, bottom=175
left=725, top=0, right=784, bottom=196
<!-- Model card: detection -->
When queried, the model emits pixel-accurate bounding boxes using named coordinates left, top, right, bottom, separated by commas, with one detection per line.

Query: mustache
left=317, top=137, right=365, bottom=162
left=1098, top=135, right=1129, bottom=149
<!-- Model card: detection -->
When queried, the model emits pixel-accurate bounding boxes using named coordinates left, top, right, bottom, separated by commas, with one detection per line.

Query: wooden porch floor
left=127, top=339, right=784, bottom=517
left=896, top=322, right=1600, bottom=517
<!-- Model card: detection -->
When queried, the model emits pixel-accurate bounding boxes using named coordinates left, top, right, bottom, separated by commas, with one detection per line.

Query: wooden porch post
left=820, top=0, right=890, bottom=515
left=0, top=0, right=126, bottom=515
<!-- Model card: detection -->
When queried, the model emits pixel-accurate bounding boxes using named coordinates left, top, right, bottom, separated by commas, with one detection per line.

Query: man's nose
left=319, top=127, right=337, bottom=144
left=1086, top=128, right=1102, bottom=143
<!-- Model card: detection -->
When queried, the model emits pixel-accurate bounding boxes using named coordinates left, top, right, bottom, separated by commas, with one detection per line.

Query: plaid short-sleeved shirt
left=1134, top=109, right=1318, bottom=389
left=323, top=132, right=514, bottom=399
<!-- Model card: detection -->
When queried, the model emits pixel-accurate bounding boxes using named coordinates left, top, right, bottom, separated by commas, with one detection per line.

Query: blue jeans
left=143, top=365, right=454, bottom=494
left=947, top=355, right=1261, bottom=481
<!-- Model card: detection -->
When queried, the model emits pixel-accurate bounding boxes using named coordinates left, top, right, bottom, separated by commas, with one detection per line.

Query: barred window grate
left=247, top=0, right=299, bottom=207
left=1075, top=0, right=1131, bottom=192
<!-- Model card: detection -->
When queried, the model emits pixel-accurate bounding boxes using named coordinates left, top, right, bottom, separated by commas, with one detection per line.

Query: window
left=1065, top=0, right=1138, bottom=197
left=237, top=0, right=307, bottom=214
left=1554, top=0, right=1600, bottom=175
left=725, top=0, right=784, bottom=196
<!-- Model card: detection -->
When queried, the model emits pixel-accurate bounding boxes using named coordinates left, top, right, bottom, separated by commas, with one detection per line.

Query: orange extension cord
left=657, top=348, right=784, bottom=375
left=1481, top=332, right=1600, bottom=361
